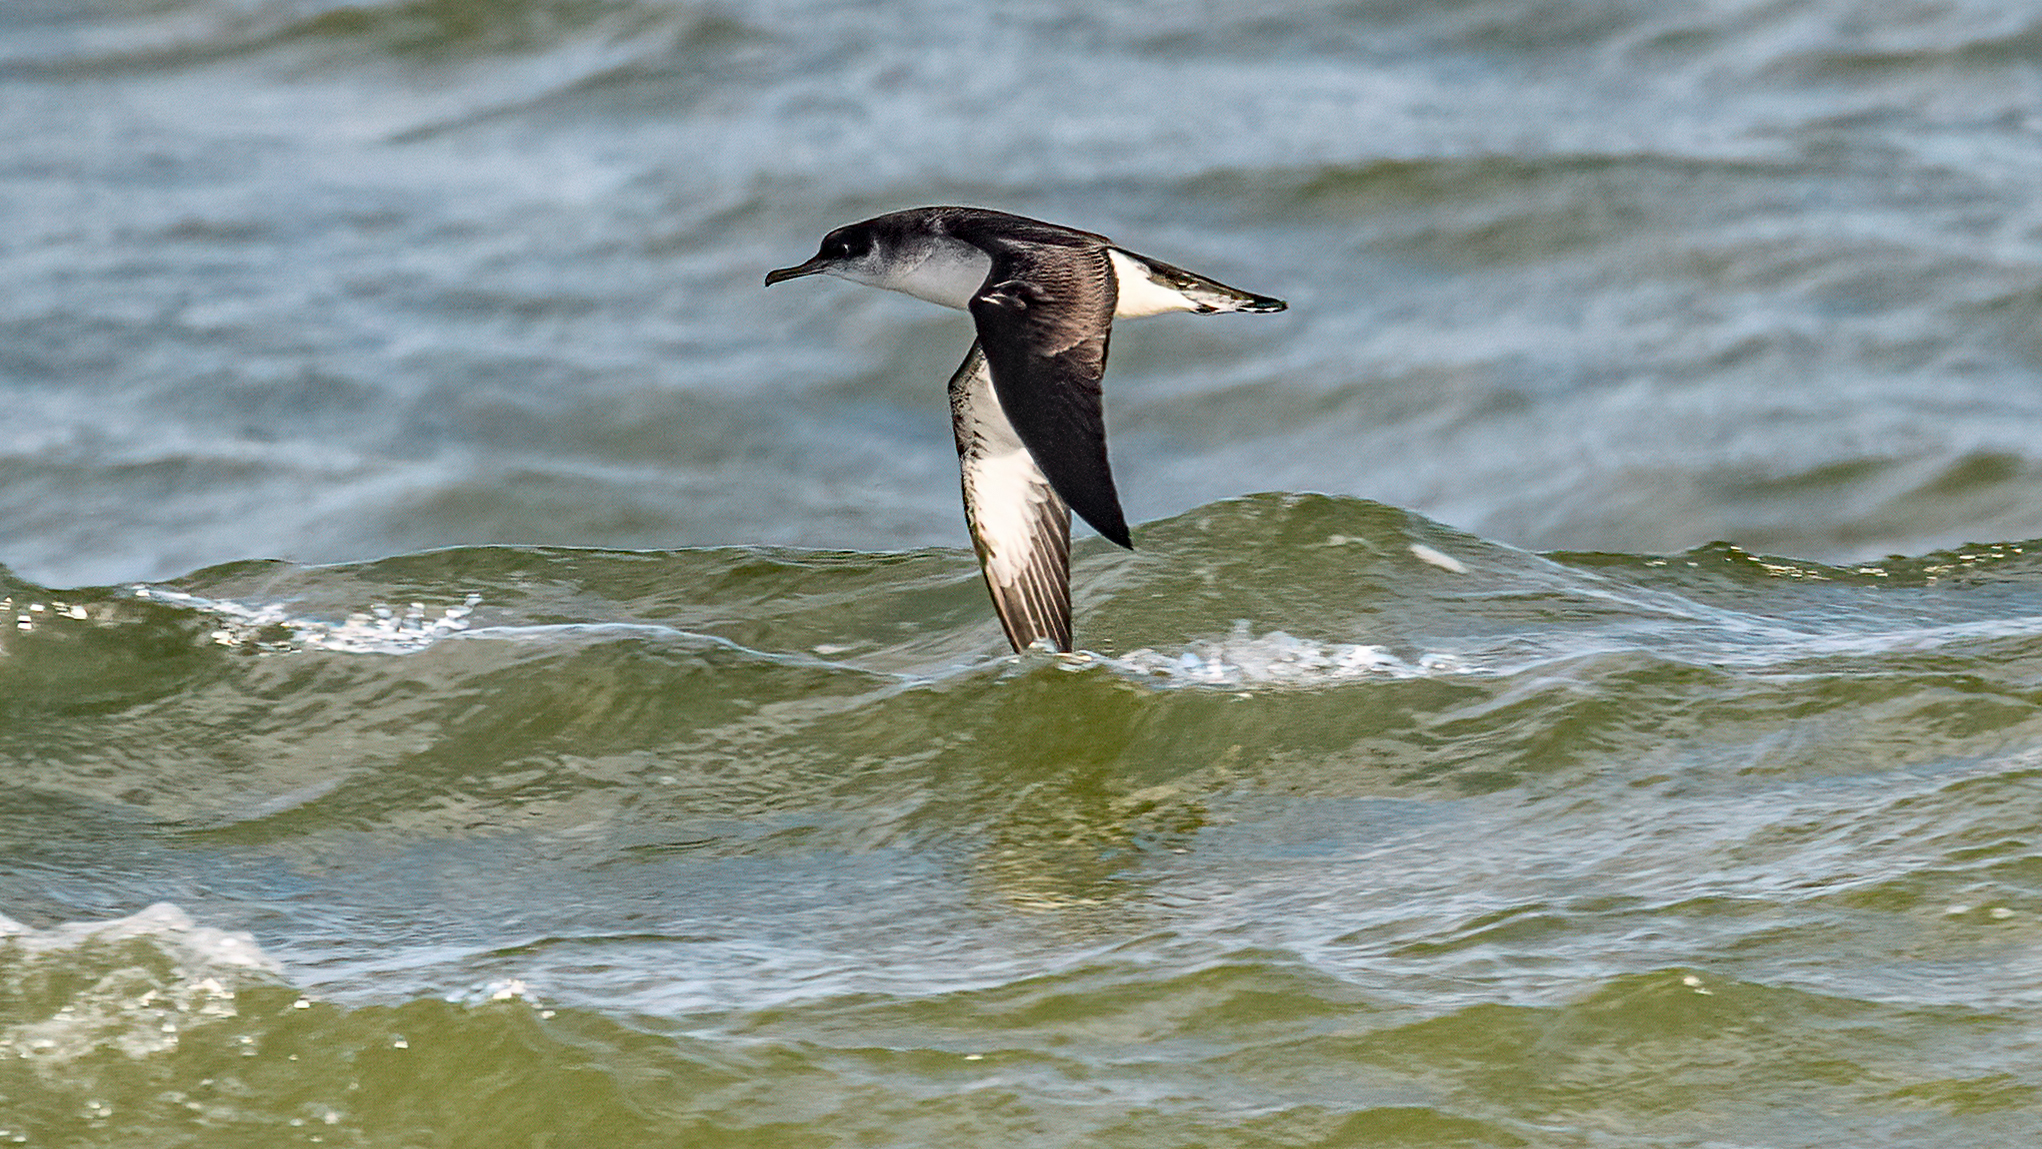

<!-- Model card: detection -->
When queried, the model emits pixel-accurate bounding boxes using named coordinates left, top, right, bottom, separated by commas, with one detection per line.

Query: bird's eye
left=825, top=230, right=868, bottom=260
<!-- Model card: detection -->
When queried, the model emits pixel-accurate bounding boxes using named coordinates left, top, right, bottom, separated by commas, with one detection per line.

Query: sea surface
left=5, top=1, right=2042, bottom=1146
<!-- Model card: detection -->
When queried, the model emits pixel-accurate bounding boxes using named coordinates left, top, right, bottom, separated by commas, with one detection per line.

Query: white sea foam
left=444, top=977, right=555, bottom=1018
left=0, top=903, right=281, bottom=1064
left=3, top=594, right=98, bottom=633
left=1110, top=622, right=1470, bottom=688
left=135, top=586, right=481, bottom=654
left=1408, top=543, right=1468, bottom=574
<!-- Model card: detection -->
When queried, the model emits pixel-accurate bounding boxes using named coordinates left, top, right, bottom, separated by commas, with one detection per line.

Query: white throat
left=849, top=239, right=991, bottom=311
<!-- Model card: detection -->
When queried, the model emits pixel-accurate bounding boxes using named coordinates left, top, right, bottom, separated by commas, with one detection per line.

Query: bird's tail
left=1132, top=254, right=1288, bottom=314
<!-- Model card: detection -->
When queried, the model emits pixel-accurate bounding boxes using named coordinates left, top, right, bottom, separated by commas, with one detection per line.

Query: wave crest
left=0, top=904, right=281, bottom=1064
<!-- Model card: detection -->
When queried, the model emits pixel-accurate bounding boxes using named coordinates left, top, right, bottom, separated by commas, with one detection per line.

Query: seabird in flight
left=766, top=206, right=1284, bottom=653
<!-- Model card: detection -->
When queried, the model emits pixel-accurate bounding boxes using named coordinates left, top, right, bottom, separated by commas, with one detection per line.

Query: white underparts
left=860, top=242, right=991, bottom=311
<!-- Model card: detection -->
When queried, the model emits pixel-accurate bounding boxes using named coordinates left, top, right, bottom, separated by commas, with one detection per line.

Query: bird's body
left=766, top=206, right=1284, bottom=652
left=798, top=207, right=1281, bottom=320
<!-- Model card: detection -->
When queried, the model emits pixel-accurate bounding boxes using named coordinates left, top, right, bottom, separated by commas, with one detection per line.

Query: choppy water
left=7, top=1, right=2042, bottom=1146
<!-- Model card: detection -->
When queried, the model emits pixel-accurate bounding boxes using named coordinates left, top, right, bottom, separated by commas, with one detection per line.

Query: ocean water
left=6, top=1, right=2042, bottom=1146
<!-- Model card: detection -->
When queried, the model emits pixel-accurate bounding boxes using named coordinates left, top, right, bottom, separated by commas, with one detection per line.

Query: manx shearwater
left=766, top=205, right=1285, bottom=653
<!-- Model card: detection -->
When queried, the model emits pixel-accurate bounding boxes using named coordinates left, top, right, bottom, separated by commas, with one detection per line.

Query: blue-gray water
left=5, top=2, right=2042, bottom=1146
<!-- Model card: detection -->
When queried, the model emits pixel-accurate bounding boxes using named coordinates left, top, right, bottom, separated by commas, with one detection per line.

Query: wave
left=8, top=495, right=2042, bottom=695
left=2, top=900, right=2026, bottom=1146
left=7, top=497, right=2040, bottom=1146
left=6, top=496, right=2042, bottom=848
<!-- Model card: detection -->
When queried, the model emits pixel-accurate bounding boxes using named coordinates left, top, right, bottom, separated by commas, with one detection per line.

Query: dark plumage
left=767, top=206, right=1285, bottom=651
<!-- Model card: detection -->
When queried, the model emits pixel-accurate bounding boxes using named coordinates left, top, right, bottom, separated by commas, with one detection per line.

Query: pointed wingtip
left=1074, top=503, right=1133, bottom=550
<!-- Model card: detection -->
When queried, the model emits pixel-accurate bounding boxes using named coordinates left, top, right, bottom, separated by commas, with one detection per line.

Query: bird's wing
left=949, top=340, right=1073, bottom=653
left=966, top=241, right=1131, bottom=549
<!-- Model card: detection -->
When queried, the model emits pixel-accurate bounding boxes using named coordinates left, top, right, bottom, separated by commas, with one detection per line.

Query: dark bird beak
left=764, top=257, right=831, bottom=287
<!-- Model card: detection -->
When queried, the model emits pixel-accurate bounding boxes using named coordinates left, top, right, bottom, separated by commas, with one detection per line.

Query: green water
left=6, top=497, right=2042, bottom=1146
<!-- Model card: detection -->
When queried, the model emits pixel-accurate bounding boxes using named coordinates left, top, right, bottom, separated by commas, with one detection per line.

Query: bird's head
left=765, top=222, right=880, bottom=287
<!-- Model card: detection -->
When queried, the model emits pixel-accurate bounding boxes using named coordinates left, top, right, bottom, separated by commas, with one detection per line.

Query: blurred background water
left=7, top=0, right=2042, bottom=586
left=5, top=1, right=2042, bottom=1146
